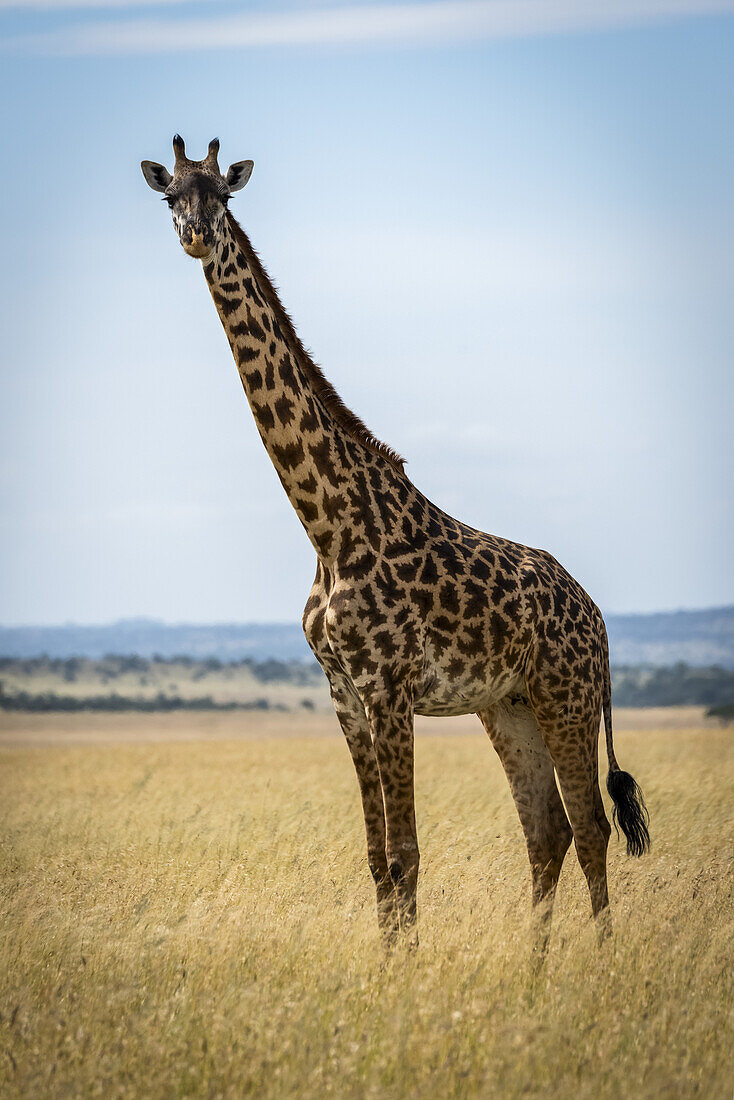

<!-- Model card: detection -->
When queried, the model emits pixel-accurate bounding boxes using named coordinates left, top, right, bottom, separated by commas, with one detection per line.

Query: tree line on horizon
left=0, top=656, right=732, bottom=715
left=0, top=653, right=322, bottom=685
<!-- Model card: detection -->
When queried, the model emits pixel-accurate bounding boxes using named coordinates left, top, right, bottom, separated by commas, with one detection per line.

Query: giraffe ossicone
left=142, top=136, right=650, bottom=950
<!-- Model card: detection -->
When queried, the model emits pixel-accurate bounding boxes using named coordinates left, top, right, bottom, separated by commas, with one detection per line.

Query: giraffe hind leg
left=527, top=698, right=612, bottom=932
left=478, top=698, right=573, bottom=959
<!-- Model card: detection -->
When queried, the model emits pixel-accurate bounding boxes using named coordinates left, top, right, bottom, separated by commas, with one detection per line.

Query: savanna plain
left=1, top=708, right=732, bottom=1098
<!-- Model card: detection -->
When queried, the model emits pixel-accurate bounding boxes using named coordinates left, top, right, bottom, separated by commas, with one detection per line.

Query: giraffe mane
left=226, top=211, right=406, bottom=473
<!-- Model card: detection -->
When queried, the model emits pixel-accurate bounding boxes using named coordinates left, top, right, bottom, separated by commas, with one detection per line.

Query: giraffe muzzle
left=183, top=225, right=213, bottom=259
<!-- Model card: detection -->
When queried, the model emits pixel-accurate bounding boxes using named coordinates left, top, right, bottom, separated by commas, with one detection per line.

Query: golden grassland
left=1, top=710, right=732, bottom=1098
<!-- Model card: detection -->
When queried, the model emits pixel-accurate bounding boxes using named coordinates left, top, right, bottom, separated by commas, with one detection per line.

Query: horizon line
left=2, top=604, right=733, bottom=630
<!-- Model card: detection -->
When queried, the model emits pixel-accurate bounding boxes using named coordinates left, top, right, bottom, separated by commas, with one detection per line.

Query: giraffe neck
left=202, top=213, right=406, bottom=561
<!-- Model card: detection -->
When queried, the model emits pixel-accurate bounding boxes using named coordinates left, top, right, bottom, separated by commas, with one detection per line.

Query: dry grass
left=1, top=712, right=732, bottom=1098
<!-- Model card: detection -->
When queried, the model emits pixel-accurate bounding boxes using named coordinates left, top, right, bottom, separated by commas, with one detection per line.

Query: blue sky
left=1, top=0, right=733, bottom=625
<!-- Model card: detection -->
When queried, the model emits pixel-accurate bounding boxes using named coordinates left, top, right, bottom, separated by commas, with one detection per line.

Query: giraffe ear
left=226, top=160, right=253, bottom=192
left=141, top=160, right=173, bottom=193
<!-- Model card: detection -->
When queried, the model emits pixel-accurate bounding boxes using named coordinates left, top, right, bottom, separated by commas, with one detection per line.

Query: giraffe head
left=141, top=135, right=253, bottom=259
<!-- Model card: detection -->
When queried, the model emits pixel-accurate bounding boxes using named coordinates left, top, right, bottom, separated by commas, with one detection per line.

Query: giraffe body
left=142, top=138, right=650, bottom=949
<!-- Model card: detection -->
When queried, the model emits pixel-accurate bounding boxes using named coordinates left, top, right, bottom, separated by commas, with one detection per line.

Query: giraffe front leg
left=364, top=686, right=420, bottom=944
left=323, top=668, right=398, bottom=942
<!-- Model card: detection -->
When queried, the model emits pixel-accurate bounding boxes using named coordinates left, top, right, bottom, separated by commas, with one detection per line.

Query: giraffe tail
left=601, top=621, right=651, bottom=857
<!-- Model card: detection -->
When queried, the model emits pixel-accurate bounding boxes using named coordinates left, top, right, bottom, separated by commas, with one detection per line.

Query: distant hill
left=1, top=607, right=733, bottom=667
left=604, top=607, right=734, bottom=668
left=0, top=618, right=311, bottom=662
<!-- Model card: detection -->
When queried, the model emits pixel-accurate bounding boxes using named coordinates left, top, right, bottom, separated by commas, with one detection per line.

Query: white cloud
left=0, top=0, right=208, bottom=8
left=3, top=0, right=733, bottom=55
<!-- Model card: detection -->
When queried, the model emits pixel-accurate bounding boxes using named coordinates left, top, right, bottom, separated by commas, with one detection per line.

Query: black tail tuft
left=607, top=769, right=650, bottom=857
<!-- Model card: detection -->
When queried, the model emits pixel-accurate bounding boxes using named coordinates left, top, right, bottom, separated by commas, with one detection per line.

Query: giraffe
left=142, top=136, right=650, bottom=950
